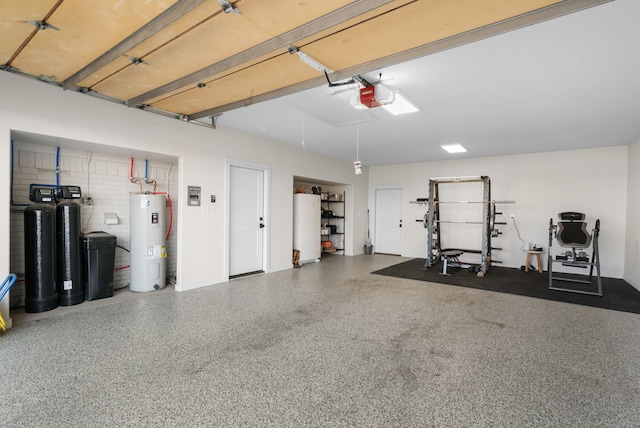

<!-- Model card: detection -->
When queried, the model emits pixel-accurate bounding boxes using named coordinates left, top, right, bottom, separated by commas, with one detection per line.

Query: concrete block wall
left=9, top=142, right=179, bottom=308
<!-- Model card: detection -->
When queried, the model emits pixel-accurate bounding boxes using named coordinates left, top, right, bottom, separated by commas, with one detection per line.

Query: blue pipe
left=145, top=159, right=149, bottom=182
left=10, top=140, right=30, bottom=207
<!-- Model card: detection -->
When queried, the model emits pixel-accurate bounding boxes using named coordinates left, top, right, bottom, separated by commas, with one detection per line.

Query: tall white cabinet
left=293, top=193, right=321, bottom=263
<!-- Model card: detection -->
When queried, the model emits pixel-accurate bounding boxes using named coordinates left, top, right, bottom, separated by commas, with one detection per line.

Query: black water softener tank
left=57, top=197, right=84, bottom=306
left=24, top=187, right=58, bottom=313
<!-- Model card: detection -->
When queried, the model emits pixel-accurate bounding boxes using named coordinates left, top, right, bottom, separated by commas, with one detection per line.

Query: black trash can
left=82, top=232, right=117, bottom=301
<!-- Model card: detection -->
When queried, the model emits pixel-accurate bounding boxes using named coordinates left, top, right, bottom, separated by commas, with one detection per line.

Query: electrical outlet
left=83, top=197, right=93, bottom=205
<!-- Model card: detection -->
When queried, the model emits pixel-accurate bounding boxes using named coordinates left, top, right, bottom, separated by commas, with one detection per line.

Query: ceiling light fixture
left=382, top=90, right=420, bottom=115
left=441, top=143, right=467, bottom=154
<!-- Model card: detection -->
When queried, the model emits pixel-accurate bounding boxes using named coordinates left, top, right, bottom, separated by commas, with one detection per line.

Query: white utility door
left=374, top=188, right=403, bottom=255
left=229, top=166, right=265, bottom=276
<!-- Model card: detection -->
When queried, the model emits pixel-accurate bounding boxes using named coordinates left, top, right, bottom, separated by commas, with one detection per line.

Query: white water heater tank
left=129, top=193, right=167, bottom=292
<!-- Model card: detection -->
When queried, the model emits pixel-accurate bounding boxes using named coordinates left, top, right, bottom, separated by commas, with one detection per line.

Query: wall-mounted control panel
left=188, top=185, right=201, bottom=206
left=59, top=185, right=82, bottom=199
left=29, top=187, right=56, bottom=203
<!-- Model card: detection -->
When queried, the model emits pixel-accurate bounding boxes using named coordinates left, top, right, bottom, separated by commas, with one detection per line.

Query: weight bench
left=440, top=250, right=463, bottom=275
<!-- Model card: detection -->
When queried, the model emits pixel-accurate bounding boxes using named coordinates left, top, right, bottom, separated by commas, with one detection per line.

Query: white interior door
left=374, top=188, right=403, bottom=255
left=230, top=165, right=264, bottom=276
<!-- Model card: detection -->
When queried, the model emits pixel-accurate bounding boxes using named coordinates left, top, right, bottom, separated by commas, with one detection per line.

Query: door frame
left=225, top=158, right=271, bottom=279
left=373, top=186, right=404, bottom=255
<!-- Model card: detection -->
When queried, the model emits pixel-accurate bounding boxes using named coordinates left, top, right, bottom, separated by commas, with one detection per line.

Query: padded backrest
left=559, top=211, right=585, bottom=222
left=557, top=212, right=591, bottom=248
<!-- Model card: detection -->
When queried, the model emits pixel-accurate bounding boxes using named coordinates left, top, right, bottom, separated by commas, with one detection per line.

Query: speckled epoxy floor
left=2, top=254, right=640, bottom=427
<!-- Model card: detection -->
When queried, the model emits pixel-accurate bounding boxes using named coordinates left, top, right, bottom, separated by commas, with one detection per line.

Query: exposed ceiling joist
left=126, top=0, right=395, bottom=107
left=187, top=0, right=614, bottom=120
left=62, top=0, right=207, bottom=90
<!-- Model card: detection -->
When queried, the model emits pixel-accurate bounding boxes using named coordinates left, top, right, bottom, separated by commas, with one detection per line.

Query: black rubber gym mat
left=372, top=258, right=640, bottom=314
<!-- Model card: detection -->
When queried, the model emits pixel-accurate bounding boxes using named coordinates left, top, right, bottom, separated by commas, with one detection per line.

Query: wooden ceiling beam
left=187, top=0, right=613, bottom=121
left=62, top=0, right=207, bottom=90
left=127, top=0, right=395, bottom=107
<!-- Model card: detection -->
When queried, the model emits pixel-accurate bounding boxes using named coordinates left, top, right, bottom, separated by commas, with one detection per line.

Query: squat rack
left=417, top=176, right=512, bottom=277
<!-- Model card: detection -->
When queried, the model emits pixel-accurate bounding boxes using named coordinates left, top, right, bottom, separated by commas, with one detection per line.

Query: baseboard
left=623, top=275, right=640, bottom=292
left=175, top=276, right=227, bottom=292
left=267, top=264, right=293, bottom=273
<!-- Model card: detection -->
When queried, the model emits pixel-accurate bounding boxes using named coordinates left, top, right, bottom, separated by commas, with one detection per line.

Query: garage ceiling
left=2, top=0, right=638, bottom=165
left=0, top=0, right=607, bottom=116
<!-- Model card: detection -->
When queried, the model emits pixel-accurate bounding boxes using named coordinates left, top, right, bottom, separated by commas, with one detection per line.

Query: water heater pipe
left=129, top=157, right=143, bottom=193
left=131, top=179, right=143, bottom=193
left=130, top=157, right=159, bottom=192
left=144, top=160, right=159, bottom=191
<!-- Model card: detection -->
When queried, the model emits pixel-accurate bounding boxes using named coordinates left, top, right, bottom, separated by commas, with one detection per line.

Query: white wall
left=369, top=146, right=629, bottom=279
left=0, top=72, right=369, bottom=325
left=625, top=140, right=640, bottom=288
